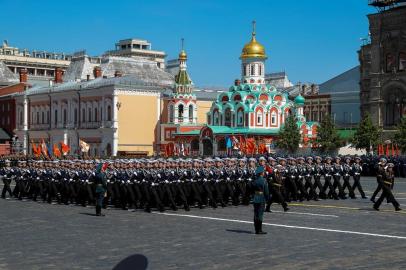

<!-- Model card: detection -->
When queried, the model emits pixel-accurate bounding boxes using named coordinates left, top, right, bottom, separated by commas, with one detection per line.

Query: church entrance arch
left=202, top=139, right=213, bottom=156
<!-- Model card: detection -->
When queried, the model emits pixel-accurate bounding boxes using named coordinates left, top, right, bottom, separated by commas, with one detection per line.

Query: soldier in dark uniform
left=342, top=157, right=356, bottom=199
left=1, top=160, right=13, bottom=199
left=352, top=156, right=367, bottom=199
left=267, top=164, right=289, bottom=212
left=94, top=162, right=108, bottom=216
left=322, top=157, right=338, bottom=200
left=373, top=163, right=401, bottom=211
left=313, top=156, right=326, bottom=199
left=332, top=157, right=346, bottom=199
left=252, top=166, right=269, bottom=235
left=371, top=158, right=386, bottom=203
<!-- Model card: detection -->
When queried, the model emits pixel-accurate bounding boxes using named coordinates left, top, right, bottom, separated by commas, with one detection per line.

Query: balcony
left=80, top=122, right=102, bottom=129
left=30, top=124, right=50, bottom=130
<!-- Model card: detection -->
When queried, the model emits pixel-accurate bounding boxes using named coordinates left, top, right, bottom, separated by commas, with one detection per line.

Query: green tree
left=352, top=113, right=381, bottom=152
left=276, top=114, right=301, bottom=153
left=315, top=115, right=342, bottom=153
left=393, top=117, right=406, bottom=153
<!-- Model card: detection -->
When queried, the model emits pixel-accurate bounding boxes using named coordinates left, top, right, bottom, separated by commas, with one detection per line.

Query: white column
left=112, top=93, right=118, bottom=156
left=22, top=96, right=29, bottom=154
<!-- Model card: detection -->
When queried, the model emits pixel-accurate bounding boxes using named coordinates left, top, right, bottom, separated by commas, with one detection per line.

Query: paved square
left=1, top=177, right=406, bottom=270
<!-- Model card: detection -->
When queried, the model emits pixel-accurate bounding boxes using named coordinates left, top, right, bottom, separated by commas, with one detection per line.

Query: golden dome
left=240, top=21, right=267, bottom=59
left=179, top=49, right=187, bottom=61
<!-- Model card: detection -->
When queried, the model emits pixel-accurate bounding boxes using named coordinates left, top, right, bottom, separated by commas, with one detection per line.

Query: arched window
left=74, top=108, right=78, bottom=124
left=213, top=110, right=219, bottom=125
left=107, top=105, right=112, bottom=121
left=399, top=52, right=406, bottom=71
left=224, top=108, right=232, bottom=127
left=169, top=105, right=174, bottom=123
left=250, top=64, right=255, bottom=76
left=63, top=109, right=67, bottom=125
left=178, top=104, right=184, bottom=122
left=271, top=110, right=277, bottom=126
left=237, top=109, right=244, bottom=126
left=82, top=108, right=86, bottom=122
left=256, top=109, right=263, bottom=126
left=36, top=112, right=39, bottom=124
left=41, top=111, right=44, bottom=124
left=94, top=107, right=98, bottom=122
left=54, top=110, right=58, bottom=126
left=259, top=64, right=262, bottom=76
left=88, top=108, right=92, bottom=122
left=188, top=104, right=193, bottom=122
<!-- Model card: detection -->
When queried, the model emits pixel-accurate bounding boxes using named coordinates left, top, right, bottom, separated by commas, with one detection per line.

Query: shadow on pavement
left=79, top=212, right=98, bottom=216
left=226, top=229, right=253, bottom=234
left=112, top=254, right=148, bottom=270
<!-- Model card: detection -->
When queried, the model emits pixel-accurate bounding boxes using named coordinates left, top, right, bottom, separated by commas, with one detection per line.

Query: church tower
left=168, top=39, right=197, bottom=124
left=240, top=21, right=267, bottom=85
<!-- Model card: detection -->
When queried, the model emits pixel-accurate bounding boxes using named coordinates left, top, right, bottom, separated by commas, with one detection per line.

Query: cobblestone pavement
left=1, top=177, right=406, bottom=270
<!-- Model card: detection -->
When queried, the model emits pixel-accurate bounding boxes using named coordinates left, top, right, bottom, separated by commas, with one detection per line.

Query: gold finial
left=252, top=20, right=256, bottom=38
left=179, top=38, right=187, bottom=61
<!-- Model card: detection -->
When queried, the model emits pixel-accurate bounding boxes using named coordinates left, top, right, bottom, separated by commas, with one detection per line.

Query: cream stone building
left=13, top=50, right=221, bottom=157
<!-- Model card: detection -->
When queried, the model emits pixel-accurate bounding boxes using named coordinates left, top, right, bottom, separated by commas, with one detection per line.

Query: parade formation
left=1, top=154, right=403, bottom=233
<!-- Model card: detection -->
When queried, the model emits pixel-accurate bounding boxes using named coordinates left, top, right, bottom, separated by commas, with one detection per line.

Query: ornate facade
left=359, top=4, right=406, bottom=130
left=171, top=23, right=318, bottom=156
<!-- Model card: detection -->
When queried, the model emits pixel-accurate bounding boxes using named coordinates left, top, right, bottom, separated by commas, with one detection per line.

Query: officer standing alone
left=252, top=166, right=269, bottom=235
left=95, top=162, right=108, bottom=216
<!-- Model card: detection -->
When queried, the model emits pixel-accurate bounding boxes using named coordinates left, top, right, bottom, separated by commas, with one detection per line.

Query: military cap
left=255, top=166, right=265, bottom=175
left=259, top=156, right=266, bottom=161
left=387, top=163, right=394, bottom=168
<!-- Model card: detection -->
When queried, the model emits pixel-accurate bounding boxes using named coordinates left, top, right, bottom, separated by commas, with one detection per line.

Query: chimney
left=93, top=66, right=102, bottom=78
left=86, top=74, right=90, bottom=81
left=114, top=70, right=122, bottom=77
left=19, top=68, right=28, bottom=83
left=54, top=67, right=63, bottom=83
left=234, top=79, right=241, bottom=86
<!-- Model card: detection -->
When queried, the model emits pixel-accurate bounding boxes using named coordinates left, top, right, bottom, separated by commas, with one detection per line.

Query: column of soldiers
left=0, top=155, right=401, bottom=212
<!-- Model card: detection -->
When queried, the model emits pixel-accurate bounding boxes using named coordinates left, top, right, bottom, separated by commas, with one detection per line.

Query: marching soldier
left=373, top=163, right=401, bottom=211
left=352, top=156, right=367, bottom=199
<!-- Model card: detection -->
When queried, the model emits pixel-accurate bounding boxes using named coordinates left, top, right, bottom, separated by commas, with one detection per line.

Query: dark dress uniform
left=373, top=164, right=401, bottom=211
left=95, top=164, right=108, bottom=216
left=252, top=166, right=269, bottom=235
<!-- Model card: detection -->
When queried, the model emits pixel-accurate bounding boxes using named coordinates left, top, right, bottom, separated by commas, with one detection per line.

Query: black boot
left=254, top=219, right=259, bottom=234
left=96, top=205, right=101, bottom=216
left=257, top=221, right=267, bottom=234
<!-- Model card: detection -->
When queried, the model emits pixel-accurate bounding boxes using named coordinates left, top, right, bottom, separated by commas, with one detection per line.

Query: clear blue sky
left=0, top=0, right=374, bottom=87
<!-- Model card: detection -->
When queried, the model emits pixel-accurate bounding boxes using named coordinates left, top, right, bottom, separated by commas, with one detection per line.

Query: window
left=213, top=110, right=219, bottom=125
left=107, top=105, right=112, bottom=121
left=74, top=109, right=78, bottom=124
left=399, top=52, right=406, bottom=71
left=41, top=112, right=44, bottom=124
left=94, top=108, right=98, bottom=122
left=259, top=64, right=262, bottom=76
left=19, top=110, right=23, bottom=125
left=88, top=108, right=92, bottom=122
left=178, top=104, right=184, bottom=121
left=7, top=116, right=10, bottom=125
left=257, top=113, right=263, bottom=125
left=271, top=111, right=277, bottom=125
left=224, top=108, right=232, bottom=127
left=63, top=109, right=67, bottom=125
left=250, top=64, right=255, bottom=76
left=169, top=105, right=174, bottom=123
left=188, top=105, right=193, bottom=122
left=36, top=112, right=39, bottom=124
left=237, top=109, right=244, bottom=126
left=82, top=108, right=86, bottom=122
left=54, top=110, right=58, bottom=126
left=386, top=53, right=395, bottom=73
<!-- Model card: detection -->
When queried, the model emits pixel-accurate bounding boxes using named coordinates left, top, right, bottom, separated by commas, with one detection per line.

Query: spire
left=175, top=38, right=192, bottom=89
left=178, top=37, right=187, bottom=62
left=252, top=20, right=256, bottom=39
